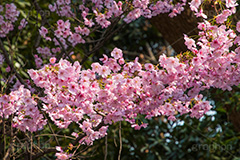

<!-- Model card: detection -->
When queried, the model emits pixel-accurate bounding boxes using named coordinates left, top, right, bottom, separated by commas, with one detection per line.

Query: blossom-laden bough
left=0, top=0, right=240, bottom=159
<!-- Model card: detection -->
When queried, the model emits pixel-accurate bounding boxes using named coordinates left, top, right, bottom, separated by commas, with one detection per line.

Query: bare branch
left=80, top=19, right=126, bottom=64
left=145, top=42, right=158, bottom=64
left=34, top=134, right=75, bottom=140
left=118, top=122, right=122, bottom=160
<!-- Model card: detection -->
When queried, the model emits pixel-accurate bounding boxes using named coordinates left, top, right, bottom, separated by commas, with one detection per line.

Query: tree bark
left=150, top=6, right=199, bottom=54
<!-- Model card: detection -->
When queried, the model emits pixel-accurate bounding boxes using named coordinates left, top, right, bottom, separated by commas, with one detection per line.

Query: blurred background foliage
left=0, top=0, right=240, bottom=159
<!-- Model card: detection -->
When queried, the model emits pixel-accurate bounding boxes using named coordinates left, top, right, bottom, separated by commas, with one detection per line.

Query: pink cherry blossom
left=111, top=48, right=123, bottom=59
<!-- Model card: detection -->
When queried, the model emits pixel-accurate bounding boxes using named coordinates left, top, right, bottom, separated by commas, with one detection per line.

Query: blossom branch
left=31, top=0, right=73, bottom=63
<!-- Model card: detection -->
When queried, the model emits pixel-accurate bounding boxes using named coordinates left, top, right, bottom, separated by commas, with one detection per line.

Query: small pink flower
left=80, top=27, right=90, bottom=36
left=118, top=58, right=125, bottom=65
left=91, top=62, right=101, bottom=73
left=111, top=47, right=123, bottom=59
left=100, top=54, right=108, bottom=63
left=56, top=146, right=62, bottom=152
left=49, top=4, right=56, bottom=12
left=39, top=26, right=48, bottom=37
left=49, top=57, right=56, bottom=64
left=74, top=26, right=82, bottom=33
left=144, top=63, right=154, bottom=71
left=65, top=0, right=71, bottom=5
left=0, top=5, right=3, bottom=12
left=71, top=132, right=79, bottom=138
left=211, top=39, right=220, bottom=48
left=99, top=66, right=111, bottom=78
left=55, top=29, right=62, bottom=38
left=184, top=34, right=196, bottom=50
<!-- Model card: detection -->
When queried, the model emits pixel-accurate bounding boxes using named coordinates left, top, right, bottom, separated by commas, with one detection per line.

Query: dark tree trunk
left=226, top=105, right=240, bottom=132
left=150, top=6, right=199, bottom=54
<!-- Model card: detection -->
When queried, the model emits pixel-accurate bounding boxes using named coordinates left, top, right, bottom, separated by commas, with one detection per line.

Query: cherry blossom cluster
left=0, top=3, right=20, bottom=37
left=25, top=47, right=214, bottom=146
left=184, top=20, right=240, bottom=91
left=28, top=57, right=109, bottom=145
left=0, top=85, right=47, bottom=132
left=38, top=19, right=89, bottom=55
left=37, top=46, right=55, bottom=58
left=34, top=54, right=43, bottom=69
left=49, top=0, right=186, bottom=23
left=41, top=0, right=187, bottom=53
left=39, top=0, right=236, bottom=57
left=190, top=0, right=237, bottom=19
left=37, top=0, right=237, bottom=63
left=49, top=0, right=74, bottom=17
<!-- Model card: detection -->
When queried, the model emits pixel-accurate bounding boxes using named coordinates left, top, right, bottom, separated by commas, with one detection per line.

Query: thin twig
left=11, top=137, right=28, bottom=158
left=104, top=135, right=108, bottom=160
left=3, top=116, right=17, bottom=160
left=145, top=42, right=157, bottom=63
left=73, top=145, right=91, bottom=157
left=3, top=116, right=6, bottom=158
left=118, top=122, right=122, bottom=160
left=46, top=117, right=60, bottom=146
left=72, top=143, right=81, bottom=157
left=35, top=134, right=75, bottom=140
left=30, top=134, right=33, bottom=160
left=80, top=19, right=126, bottom=64
left=11, top=115, right=15, bottom=160
left=36, top=103, right=60, bottom=147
